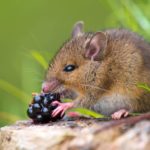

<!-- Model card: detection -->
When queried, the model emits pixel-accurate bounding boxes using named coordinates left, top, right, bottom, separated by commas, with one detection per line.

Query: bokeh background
left=0, top=0, right=150, bottom=127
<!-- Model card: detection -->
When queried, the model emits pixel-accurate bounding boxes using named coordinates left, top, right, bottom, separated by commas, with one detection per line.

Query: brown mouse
left=42, top=21, right=150, bottom=119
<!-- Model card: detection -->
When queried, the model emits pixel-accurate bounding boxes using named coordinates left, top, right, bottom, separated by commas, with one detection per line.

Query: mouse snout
left=42, top=83, right=50, bottom=93
left=42, top=78, right=60, bottom=93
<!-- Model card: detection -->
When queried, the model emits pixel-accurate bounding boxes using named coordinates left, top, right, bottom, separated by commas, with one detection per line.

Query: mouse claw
left=51, top=102, right=74, bottom=117
left=52, top=101, right=62, bottom=106
left=111, top=109, right=129, bottom=120
left=52, top=106, right=63, bottom=117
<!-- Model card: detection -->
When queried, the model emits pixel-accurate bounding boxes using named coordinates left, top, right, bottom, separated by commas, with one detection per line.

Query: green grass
left=137, top=83, right=150, bottom=92
left=69, top=107, right=106, bottom=118
left=0, top=112, right=21, bottom=124
left=31, top=50, right=48, bottom=70
left=0, top=79, right=30, bottom=104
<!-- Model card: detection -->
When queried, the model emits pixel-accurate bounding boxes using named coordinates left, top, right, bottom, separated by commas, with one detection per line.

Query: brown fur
left=45, top=28, right=150, bottom=116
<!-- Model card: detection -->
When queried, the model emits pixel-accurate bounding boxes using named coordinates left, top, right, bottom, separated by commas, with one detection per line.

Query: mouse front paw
left=51, top=101, right=74, bottom=117
left=111, top=109, right=129, bottom=120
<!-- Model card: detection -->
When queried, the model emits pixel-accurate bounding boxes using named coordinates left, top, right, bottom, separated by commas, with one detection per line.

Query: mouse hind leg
left=111, top=109, right=129, bottom=119
left=92, top=93, right=133, bottom=119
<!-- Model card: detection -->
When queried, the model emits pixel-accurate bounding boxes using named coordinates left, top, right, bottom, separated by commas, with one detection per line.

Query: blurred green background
left=0, top=0, right=150, bottom=127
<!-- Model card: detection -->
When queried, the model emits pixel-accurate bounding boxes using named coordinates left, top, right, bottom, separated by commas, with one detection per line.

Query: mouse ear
left=85, top=32, right=107, bottom=61
left=72, top=21, right=84, bottom=38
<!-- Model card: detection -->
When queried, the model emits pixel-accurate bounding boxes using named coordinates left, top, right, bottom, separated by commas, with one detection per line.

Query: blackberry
left=43, top=97, right=51, bottom=106
left=33, top=95, right=43, bottom=103
left=41, top=107, right=49, bottom=117
left=35, top=114, right=44, bottom=122
left=48, top=104, right=58, bottom=111
left=27, top=106, right=35, bottom=118
left=49, top=93, right=60, bottom=101
left=27, top=92, right=63, bottom=123
left=32, top=103, right=41, bottom=113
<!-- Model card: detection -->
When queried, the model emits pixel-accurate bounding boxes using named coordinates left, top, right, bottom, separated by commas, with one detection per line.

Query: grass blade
left=31, top=50, right=48, bottom=69
left=137, top=83, right=150, bottom=92
left=69, top=107, right=106, bottom=118
left=122, top=0, right=150, bottom=33
left=0, top=79, right=30, bottom=104
left=0, top=112, right=21, bottom=123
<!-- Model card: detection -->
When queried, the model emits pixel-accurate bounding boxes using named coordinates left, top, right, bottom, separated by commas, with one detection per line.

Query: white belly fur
left=91, top=93, right=131, bottom=116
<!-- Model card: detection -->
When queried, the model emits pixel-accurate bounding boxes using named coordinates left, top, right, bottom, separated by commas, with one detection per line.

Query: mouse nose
left=42, top=82, right=50, bottom=93
left=42, top=78, right=60, bottom=93
left=42, top=84, right=50, bottom=93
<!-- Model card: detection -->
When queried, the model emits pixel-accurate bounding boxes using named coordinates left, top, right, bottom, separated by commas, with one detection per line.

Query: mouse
left=42, top=21, right=150, bottom=119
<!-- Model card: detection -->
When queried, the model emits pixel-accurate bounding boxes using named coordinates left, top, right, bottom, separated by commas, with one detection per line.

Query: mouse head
left=42, top=21, right=108, bottom=96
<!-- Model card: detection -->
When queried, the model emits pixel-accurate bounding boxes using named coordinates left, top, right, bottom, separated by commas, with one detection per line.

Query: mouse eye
left=63, top=64, right=76, bottom=72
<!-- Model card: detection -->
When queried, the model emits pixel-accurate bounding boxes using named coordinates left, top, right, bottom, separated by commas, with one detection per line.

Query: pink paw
left=111, top=109, right=129, bottom=120
left=51, top=101, right=74, bottom=117
left=67, top=112, right=80, bottom=117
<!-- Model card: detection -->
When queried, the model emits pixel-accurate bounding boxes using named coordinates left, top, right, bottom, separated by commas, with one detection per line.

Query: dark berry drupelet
left=27, top=105, right=35, bottom=119
left=33, top=95, right=43, bottom=103
left=27, top=92, right=63, bottom=123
